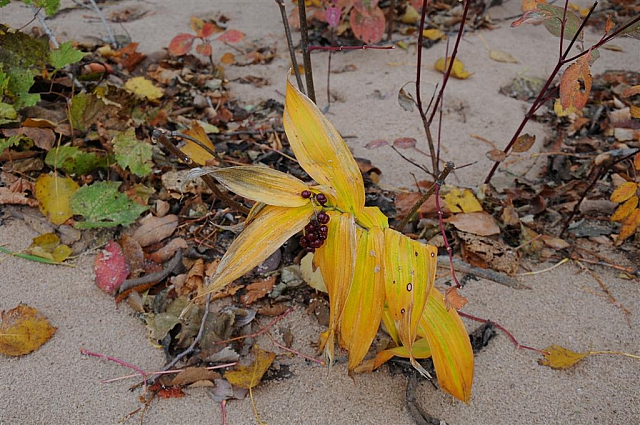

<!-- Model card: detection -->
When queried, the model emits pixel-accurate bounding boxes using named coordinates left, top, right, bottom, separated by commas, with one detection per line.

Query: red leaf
left=393, top=137, right=416, bottom=149
left=195, top=42, right=213, bottom=57
left=325, top=7, right=341, bottom=28
left=94, top=241, right=130, bottom=295
left=365, top=139, right=389, bottom=149
left=168, top=33, right=195, bottom=56
left=349, top=5, right=385, bottom=44
left=200, top=22, right=215, bottom=38
left=218, top=29, right=245, bottom=43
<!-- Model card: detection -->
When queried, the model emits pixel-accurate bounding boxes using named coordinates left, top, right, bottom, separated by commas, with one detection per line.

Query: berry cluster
left=301, top=190, right=328, bottom=206
left=299, top=212, right=330, bottom=253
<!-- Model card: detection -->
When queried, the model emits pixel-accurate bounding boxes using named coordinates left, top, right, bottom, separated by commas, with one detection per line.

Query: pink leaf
left=200, top=22, right=216, bottom=38
left=168, top=33, right=195, bottom=56
left=393, top=137, right=416, bottom=149
left=365, top=139, right=389, bottom=149
left=94, top=241, right=130, bottom=295
left=195, top=42, right=213, bottom=57
left=350, top=5, right=385, bottom=44
left=325, top=7, right=341, bottom=28
left=218, top=29, right=245, bottom=43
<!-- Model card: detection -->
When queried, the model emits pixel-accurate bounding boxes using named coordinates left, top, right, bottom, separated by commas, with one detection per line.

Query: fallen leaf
left=365, top=139, right=389, bottom=149
left=181, top=121, right=219, bottom=166
left=458, top=232, right=521, bottom=275
left=70, top=181, right=148, bottom=229
left=119, top=234, right=145, bottom=279
left=184, top=258, right=205, bottom=296
left=489, top=49, right=519, bottom=63
left=610, top=181, right=638, bottom=203
left=241, top=276, right=277, bottom=305
left=26, top=233, right=72, bottom=263
left=634, top=153, right=640, bottom=171
left=149, top=382, right=186, bottom=398
left=445, top=287, right=468, bottom=310
left=434, top=57, right=470, bottom=79
left=448, top=212, right=500, bottom=236
left=538, top=344, right=588, bottom=369
left=0, top=304, right=57, bottom=356
left=401, top=5, right=420, bottom=24
left=350, top=3, right=385, bottom=44
left=169, top=366, right=221, bottom=386
left=540, top=235, right=570, bottom=250
left=512, top=133, right=536, bottom=153
left=220, top=52, right=235, bottom=65
left=124, top=77, right=164, bottom=101
left=94, top=240, right=130, bottom=294
left=132, top=214, right=179, bottom=247
left=149, top=238, right=188, bottom=263
left=393, top=137, right=416, bottom=149
left=443, top=187, right=483, bottom=214
left=611, top=196, right=638, bottom=222
left=113, top=128, right=153, bottom=177
left=423, top=29, right=445, bottom=41
left=225, top=345, right=276, bottom=389
left=616, top=208, right=640, bottom=244
left=0, top=185, right=38, bottom=207
left=34, top=174, right=79, bottom=225
left=486, top=149, right=506, bottom=162
left=397, top=88, right=415, bottom=112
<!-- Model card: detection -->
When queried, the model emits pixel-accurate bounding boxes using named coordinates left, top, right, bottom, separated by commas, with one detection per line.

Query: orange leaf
left=445, top=287, right=468, bottom=310
left=610, top=181, right=637, bottom=203
left=555, top=53, right=592, bottom=116
left=181, top=121, right=218, bottom=166
left=512, top=133, right=536, bottom=153
left=0, top=304, right=57, bottom=356
left=220, top=52, right=235, bottom=65
left=538, top=344, right=589, bottom=369
left=168, top=33, right=195, bottom=56
left=195, top=42, right=212, bottom=57
left=634, top=152, right=640, bottom=171
left=617, top=208, right=640, bottom=243
left=218, top=29, right=245, bottom=43
left=190, top=17, right=205, bottom=35
left=605, top=16, right=615, bottom=33
left=611, top=196, right=638, bottom=222
left=350, top=4, right=385, bottom=44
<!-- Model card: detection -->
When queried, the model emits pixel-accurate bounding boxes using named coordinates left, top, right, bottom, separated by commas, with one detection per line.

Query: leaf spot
left=406, top=283, right=413, bottom=292
left=374, top=265, right=380, bottom=273
left=430, top=252, right=435, bottom=257
left=400, top=308, right=406, bottom=314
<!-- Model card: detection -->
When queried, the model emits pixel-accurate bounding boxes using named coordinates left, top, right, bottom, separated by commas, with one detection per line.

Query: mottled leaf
left=113, top=128, right=153, bottom=177
left=34, top=174, right=79, bottom=225
left=0, top=304, right=57, bottom=356
left=350, top=3, right=385, bottom=44
left=70, top=181, right=148, bottom=229
left=225, top=345, right=275, bottom=389
left=218, top=29, right=245, bottom=43
left=94, top=240, right=129, bottom=294
left=168, top=33, right=195, bottom=56
left=45, top=146, right=106, bottom=175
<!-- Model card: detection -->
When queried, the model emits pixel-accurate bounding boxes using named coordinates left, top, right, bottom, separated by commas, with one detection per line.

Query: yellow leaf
left=224, top=345, right=276, bottom=389
left=611, top=196, right=638, bottom=222
left=354, top=338, right=432, bottom=374
left=383, top=228, right=437, bottom=377
left=418, top=289, right=474, bottom=403
left=434, top=57, right=470, bottom=79
left=181, top=121, right=218, bottom=166
left=635, top=153, right=640, bottom=171
left=190, top=16, right=205, bottom=34
left=202, top=204, right=315, bottom=297
left=617, top=208, right=640, bottom=243
left=538, top=344, right=589, bottom=369
left=522, top=0, right=547, bottom=12
left=357, top=205, right=389, bottom=229
left=124, top=77, right=164, bottom=101
left=187, top=165, right=311, bottom=207
left=220, top=52, right=235, bottom=65
left=489, top=49, right=519, bottom=63
left=610, top=181, right=637, bottom=203
left=401, top=5, right=421, bottom=24
left=34, top=174, right=79, bottom=225
left=340, top=227, right=386, bottom=370
left=443, top=187, right=483, bottom=214
left=315, top=211, right=357, bottom=364
left=423, top=29, right=446, bottom=41
left=0, top=304, right=57, bottom=356
left=283, top=80, right=365, bottom=215
left=26, top=233, right=72, bottom=263
left=630, top=105, right=640, bottom=120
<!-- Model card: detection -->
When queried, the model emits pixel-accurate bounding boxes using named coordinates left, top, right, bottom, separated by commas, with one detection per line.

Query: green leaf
left=23, top=0, right=60, bottom=16
left=0, top=102, right=18, bottom=124
left=6, top=69, right=40, bottom=108
left=49, top=41, right=84, bottom=71
left=68, top=93, right=105, bottom=133
left=0, top=0, right=10, bottom=8
left=0, top=134, right=23, bottom=155
left=45, top=145, right=106, bottom=175
left=619, top=17, right=640, bottom=39
left=113, top=128, right=153, bottom=177
left=70, top=181, right=148, bottom=229
left=538, top=4, right=583, bottom=41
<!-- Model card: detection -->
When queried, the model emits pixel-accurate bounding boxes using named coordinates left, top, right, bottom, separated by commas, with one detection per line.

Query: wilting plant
left=187, top=79, right=473, bottom=402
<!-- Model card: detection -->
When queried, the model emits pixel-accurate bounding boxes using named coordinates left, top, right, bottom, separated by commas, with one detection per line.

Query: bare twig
left=80, top=348, right=149, bottom=392
left=308, top=45, right=395, bottom=51
left=87, top=0, right=117, bottom=47
left=297, top=0, right=316, bottom=103
left=118, top=249, right=183, bottom=294
left=275, top=0, right=304, bottom=92
left=28, top=5, right=59, bottom=48
left=438, top=256, right=529, bottom=289
left=387, top=0, right=396, bottom=42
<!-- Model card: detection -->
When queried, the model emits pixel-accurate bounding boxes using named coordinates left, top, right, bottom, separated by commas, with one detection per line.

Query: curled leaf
left=434, top=57, right=470, bottom=79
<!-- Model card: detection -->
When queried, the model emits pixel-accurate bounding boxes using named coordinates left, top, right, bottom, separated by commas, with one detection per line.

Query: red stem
left=308, top=45, right=394, bottom=51
left=80, top=348, right=148, bottom=390
left=434, top=184, right=461, bottom=289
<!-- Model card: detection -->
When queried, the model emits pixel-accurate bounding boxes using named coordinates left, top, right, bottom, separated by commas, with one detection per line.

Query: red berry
left=299, top=237, right=309, bottom=248
left=318, top=225, right=328, bottom=234
left=304, top=246, right=316, bottom=253
left=309, top=239, right=323, bottom=248
left=306, top=232, right=318, bottom=241
left=301, top=190, right=312, bottom=199
left=317, top=212, right=330, bottom=224
left=305, top=223, right=316, bottom=233
left=315, top=193, right=328, bottom=205
left=317, top=233, right=327, bottom=240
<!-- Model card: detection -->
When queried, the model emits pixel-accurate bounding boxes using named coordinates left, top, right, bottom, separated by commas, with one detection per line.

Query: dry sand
left=1, top=1, right=639, bottom=424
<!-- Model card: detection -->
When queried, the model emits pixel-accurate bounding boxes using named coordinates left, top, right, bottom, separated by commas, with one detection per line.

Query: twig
left=433, top=183, right=464, bottom=291
left=101, top=362, right=237, bottom=384
left=437, top=256, right=530, bottom=290
left=28, top=4, right=59, bottom=48
left=118, top=249, right=182, bottom=294
left=517, top=258, right=569, bottom=276
left=395, top=161, right=454, bottom=233
left=87, top=0, right=117, bottom=47
left=152, top=129, right=250, bottom=214
left=457, top=312, right=548, bottom=354
left=297, top=0, right=316, bottom=103
left=308, top=45, right=395, bottom=51
left=266, top=331, right=325, bottom=365
left=275, top=0, right=304, bottom=92
left=80, top=348, right=149, bottom=392
left=574, top=260, right=631, bottom=323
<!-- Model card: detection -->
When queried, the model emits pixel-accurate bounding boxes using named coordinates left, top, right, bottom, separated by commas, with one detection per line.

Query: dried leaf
left=0, top=304, right=57, bottom=356
left=540, top=235, right=570, bottom=250
left=220, top=52, right=235, bottom=65
left=218, top=29, right=245, bottom=43
left=94, top=241, right=129, bottom=294
left=611, top=196, right=638, bottom=222
left=423, top=29, right=445, bottom=41
left=168, top=33, right=195, bottom=56
left=225, top=345, right=275, bottom=389
left=489, top=49, right=519, bottom=63
left=26, top=233, right=72, bottom=263
left=350, top=2, right=385, bottom=44
left=34, top=174, right=79, bottom=225
left=434, top=57, right=470, bottom=79
left=124, top=77, right=164, bottom=101
left=539, top=344, right=589, bottom=369
left=132, top=214, right=178, bottom=247
left=393, top=137, right=417, bottom=149
left=169, top=366, right=220, bottom=386
left=610, top=181, right=637, bottom=203
left=398, top=88, right=415, bottom=112
left=195, top=42, right=213, bottom=57
left=241, top=276, right=276, bottom=305
left=486, top=149, right=506, bottom=162
left=365, top=139, right=389, bottom=149
left=634, top=153, right=640, bottom=171
left=443, top=187, right=483, bottom=214
left=447, top=212, right=500, bottom=236
left=180, top=121, right=218, bottom=166
left=555, top=53, right=592, bottom=117
left=621, top=85, right=640, bottom=98
left=617, top=208, right=640, bottom=243
left=512, top=133, right=536, bottom=153
left=445, top=287, right=468, bottom=310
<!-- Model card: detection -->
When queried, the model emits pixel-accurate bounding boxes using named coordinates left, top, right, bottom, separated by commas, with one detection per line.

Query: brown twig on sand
left=574, top=260, right=632, bottom=325
left=297, top=0, right=316, bottom=103
left=275, top=0, right=304, bottom=92
left=266, top=330, right=325, bottom=365
left=118, top=249, right=183, bottom=294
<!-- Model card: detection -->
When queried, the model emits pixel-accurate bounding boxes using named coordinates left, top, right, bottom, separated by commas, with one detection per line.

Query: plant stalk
left=297, top=0, right=316, bottom=103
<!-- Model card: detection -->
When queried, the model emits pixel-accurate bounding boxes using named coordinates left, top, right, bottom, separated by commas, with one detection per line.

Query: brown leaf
left=555, top=53, right=592, bottom=116
left=393, top=137, right=417, bottom=149
left=132, top=214, right=178, bottom=247
left=501, top=197, right=520, bottom=226
left=149, top=238, right=188, bottom=263
left=540, top=235, right=570, bottom=250
left=241, top=276, right=276, bottom=305
left=169, top=366, right=221, bottom=386
left=538, top=344, right=589, bottom=369
left=0, top=304, right=57, bottom=356
left=0, top=187, right=38, bottom=207
left=3, top=127, right=55, bottom=151
left=224, top=345, right=275, bottom=389
left=458, top=232, right=521, bottom=275
left=486, top=149, right=506, bottom=162
left=512, top=133, right=536, bottom=153
left=184, top=258, right=205, bottom=296
left=445, top=287, right=468, bottom=310
left=119, top=234, right=145, bottom=279
left=447, top=211, right=500, bottom=236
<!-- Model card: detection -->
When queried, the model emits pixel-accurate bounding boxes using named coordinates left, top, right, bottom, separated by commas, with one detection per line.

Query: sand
left=1, top=1, right=639, bottom=424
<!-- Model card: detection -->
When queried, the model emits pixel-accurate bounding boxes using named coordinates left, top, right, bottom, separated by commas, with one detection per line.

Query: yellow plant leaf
left=0, top=304, right=57, bottom=356
left=611, top=196, right=638, bottom=222
left=188, top=165, right=311, bottom=207
left=34, top=174, right=79, bottom=225
left=26, top=233, right=72, bottom=263
left=354, top=338, right=433, bottom=374
left=423, top=29, right=445, bottom=41
left=443, top=187, right=483, bottom=214
left=381, top=307, right=400, bottom=346
left=224, top=345, right=276, bottom=389
left=315, top=211, right=357, bottom=364
left=357, top=205, right=389, bottom=229
left=202, top=203, right=315, bottom=297
left=538, top=344, right=589, bottom=369
left=418, top=289, right=474, bottom=403
left=283, top=80, right=365, bottom=215
left=434, top=57, right=470, bottom=79
left=522, top=0, right=547, bottom=12
left=617, top=208, right=640, bottom=243
left=555, top=53, right=592, bottom=117
left=181, top=121, right=218, bottom=166
left=340, top=227, right=386, bottom=370
left=383, top=228, right=437, bottom=377
left=124, top=77, right=164, bottom=101
left=610, top=181, right=638, bottom=203
left=300, top=252, right=326, bottom=293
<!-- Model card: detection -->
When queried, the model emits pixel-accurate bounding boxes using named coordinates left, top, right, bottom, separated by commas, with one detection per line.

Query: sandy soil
left=1, top=1, right=639, bottom=424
